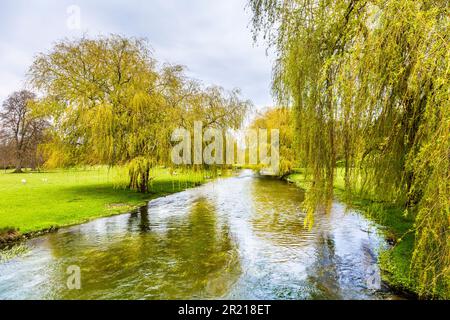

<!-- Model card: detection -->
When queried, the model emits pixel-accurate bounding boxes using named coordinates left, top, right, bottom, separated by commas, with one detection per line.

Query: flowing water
left=0, top=170, right=402, bottom=300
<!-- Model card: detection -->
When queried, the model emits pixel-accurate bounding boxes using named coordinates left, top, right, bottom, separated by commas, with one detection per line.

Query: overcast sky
left=0, top=0, right=275, bottom=109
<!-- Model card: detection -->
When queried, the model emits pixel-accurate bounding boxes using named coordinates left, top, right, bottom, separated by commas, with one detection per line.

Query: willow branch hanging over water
left=249, top=0, right=449, bottom=298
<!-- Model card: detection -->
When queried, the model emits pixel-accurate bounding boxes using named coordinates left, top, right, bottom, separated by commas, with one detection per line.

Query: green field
left=0, top=167, right=206, bottom=236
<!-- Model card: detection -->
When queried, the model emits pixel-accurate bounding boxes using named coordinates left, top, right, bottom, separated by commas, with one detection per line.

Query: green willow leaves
left=249, top=0, right=449, bottom=297
left=28, top=35, right=250, bottom=191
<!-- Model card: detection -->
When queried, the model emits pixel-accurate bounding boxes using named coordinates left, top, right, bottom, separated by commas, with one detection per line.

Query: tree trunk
left=13, top=153, right=23, bottom=173
left=13, top=162, right=23, bottom=173
left=30, top=156, right=37, bottom=171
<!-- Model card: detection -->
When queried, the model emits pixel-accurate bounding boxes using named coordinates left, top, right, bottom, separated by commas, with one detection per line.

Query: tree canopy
left=29, top=35, right=251, bottom=191
left=249, top=0, right=449, bottom=298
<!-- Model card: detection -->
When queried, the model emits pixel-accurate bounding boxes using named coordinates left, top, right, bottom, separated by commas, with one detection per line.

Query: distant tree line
left=250, top=107, right=295, bottom=177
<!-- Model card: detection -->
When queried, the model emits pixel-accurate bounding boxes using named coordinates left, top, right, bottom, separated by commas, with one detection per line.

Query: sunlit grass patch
left=0, top=167, right=207, bottom=236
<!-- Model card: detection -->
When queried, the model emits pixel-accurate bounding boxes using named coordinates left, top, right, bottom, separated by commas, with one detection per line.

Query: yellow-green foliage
left=250, top=0, right=449, bottom=298
left=251, top=107, right=296, bottom=176
left=128, top=157, right=152, bottom=193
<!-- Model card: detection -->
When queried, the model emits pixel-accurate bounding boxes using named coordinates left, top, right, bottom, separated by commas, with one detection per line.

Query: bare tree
left=0, top=90, right=48, bottom=173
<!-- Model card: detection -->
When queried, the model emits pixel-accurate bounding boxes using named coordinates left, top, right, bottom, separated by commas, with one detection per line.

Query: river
left=0, top=170, right=402, bottom=299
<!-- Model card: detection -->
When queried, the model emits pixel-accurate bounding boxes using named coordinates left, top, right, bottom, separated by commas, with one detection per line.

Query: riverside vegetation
left=0, top=35, right=249, bottom=241
left=249, top=0, right=449, bottom=299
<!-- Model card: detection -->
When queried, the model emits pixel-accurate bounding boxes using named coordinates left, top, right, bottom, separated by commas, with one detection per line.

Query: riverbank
left=0, top=169, right=404, bottom=299
left=0, top=167, right=208, bottom=245
left=286, top=170, right=423, bottom=299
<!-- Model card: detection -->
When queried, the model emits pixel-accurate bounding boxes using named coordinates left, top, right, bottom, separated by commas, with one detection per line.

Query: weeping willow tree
left=29, top=35, right=250, bottom=192
left=249, top=0, right=449, bottom=297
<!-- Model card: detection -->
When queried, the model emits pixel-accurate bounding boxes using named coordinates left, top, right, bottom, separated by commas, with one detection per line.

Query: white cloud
left=0, top=0, right=274, bottom=107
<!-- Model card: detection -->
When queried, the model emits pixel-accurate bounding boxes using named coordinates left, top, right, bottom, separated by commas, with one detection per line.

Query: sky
left=0, top=0, right=275, bottom=109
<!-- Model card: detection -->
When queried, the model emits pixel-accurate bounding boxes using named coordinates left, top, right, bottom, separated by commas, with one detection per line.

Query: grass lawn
left=0, top=167, right=206, bottom=236
left=287, top=169, right=423, bottom=298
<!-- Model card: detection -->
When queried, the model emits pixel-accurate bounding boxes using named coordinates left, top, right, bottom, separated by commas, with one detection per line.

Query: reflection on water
left=0, top=170, right=401, bottom=300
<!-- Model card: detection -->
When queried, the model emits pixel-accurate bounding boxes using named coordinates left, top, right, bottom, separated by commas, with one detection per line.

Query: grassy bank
left=0, top=167, right=207, bottom=240
left=287, top=169, right=423, bottom=298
